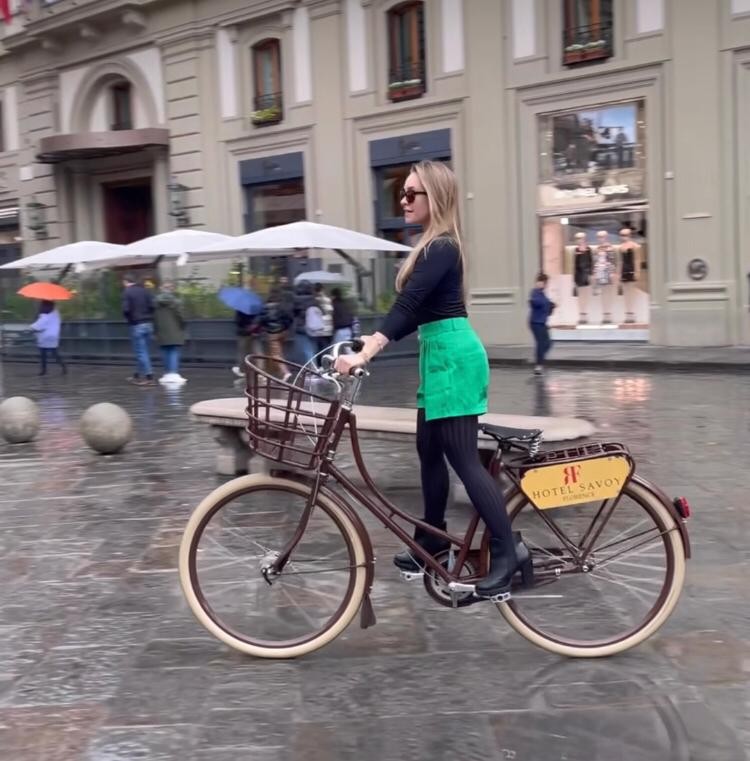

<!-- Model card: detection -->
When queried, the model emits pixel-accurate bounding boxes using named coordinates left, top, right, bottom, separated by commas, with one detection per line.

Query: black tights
left=417, top=408, right=514, bottom=553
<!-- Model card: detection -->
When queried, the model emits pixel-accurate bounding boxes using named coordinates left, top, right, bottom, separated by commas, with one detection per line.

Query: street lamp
left=25, top=196, right=48, bottom=239
left=167, top=177, right=190, bottom=227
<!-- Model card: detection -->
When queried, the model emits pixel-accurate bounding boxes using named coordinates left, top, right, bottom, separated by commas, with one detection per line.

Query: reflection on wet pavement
left=0, top=360, right=747, bottom=759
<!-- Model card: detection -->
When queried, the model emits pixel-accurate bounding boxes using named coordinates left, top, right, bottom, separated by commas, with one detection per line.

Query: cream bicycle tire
left=179, top=474, right=368, bottom=659
left=498, top=480, right=686, bottom=658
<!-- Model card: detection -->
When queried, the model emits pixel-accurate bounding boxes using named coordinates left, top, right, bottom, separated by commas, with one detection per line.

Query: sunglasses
left=399, top=189, right=428, bottom=203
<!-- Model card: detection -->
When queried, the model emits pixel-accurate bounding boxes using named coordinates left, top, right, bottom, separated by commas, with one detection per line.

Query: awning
left=36, top=128, right=170, bottom=163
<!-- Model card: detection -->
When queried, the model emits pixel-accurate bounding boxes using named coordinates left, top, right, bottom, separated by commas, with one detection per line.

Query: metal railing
left=387, top=61, right=425, bottom=100
left=563, top=22, right=613, bottom=65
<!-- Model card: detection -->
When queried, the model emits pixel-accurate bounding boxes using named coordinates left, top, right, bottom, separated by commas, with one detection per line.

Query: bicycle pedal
left=488, top=591, right=511, bottom=604
left=399, top=570, right=424, bottom=582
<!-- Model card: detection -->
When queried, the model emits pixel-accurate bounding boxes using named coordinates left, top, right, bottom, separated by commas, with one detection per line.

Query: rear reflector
left=673, top=497, right=691, bottom=519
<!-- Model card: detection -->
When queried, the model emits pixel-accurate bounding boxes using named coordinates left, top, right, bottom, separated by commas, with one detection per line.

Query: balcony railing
left=387, top=61, right=425, bottom=102
left=563, top=23, right=613, bottom=66
left=251, top=92, right=283, bottom=126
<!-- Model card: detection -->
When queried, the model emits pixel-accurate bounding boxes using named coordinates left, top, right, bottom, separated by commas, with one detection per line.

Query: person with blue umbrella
left=218, top=281, right=264, bottom=377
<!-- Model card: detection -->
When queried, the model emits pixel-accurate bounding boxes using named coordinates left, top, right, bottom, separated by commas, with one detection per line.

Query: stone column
left=461, top=0, right=522, bottom=343
left=18, top=70, right=61, bottom=253
left=306, top=0, right=349, bottom=227
left=660, top=0, right=728, bottom=345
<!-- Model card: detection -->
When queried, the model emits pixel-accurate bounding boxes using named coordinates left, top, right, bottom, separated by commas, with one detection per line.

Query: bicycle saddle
left=480, top=423, right=542, bottom=443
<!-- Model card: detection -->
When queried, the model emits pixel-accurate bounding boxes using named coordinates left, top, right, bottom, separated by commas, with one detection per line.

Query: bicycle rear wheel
left=498, top=480, right=686, bottom=657
left=179, top=474, right=367, bottom=658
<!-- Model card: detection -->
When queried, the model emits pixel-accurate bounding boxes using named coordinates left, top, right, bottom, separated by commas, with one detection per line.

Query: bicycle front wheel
left=498, top=480, right=686, bottom=658
left=179, top=474, right=368, bottom=658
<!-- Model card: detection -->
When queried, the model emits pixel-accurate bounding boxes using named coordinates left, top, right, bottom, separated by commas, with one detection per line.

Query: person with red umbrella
left=19, top=282, right=71, bottom=377
left=29, top=299, right=67, bottom=376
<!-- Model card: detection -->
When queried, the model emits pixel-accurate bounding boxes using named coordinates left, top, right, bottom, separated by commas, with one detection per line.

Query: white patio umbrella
left=114, top=229, right=237, bottom=267
left=187, top=221, right=410, bottom=257
left=293, top=270, right=349, bottom=285
left=0, top=241, right=127, bottom=272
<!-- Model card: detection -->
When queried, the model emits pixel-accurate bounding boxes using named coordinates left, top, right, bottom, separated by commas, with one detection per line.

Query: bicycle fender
left=630, top=474, right=691, bottom=559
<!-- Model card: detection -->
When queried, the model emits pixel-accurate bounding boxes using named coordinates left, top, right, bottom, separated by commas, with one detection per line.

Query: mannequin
left=593, top=230, right=617, bottom=324
left=617, top=227, right=642, bottom=324
left=566, top=232, right=593, bottom=324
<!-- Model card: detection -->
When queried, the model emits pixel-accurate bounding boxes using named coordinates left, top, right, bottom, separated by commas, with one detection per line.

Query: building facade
left=0, top=0, right=748, bottom=346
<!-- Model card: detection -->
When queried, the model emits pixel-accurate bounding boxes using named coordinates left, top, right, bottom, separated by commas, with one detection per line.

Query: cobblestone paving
left=0, top=359, right=747, bottom=760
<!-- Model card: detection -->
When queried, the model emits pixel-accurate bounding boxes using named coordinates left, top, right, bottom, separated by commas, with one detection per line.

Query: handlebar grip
left=350, top=338, right=364, bottom=353
left=351, top=367, right=366, bottom=378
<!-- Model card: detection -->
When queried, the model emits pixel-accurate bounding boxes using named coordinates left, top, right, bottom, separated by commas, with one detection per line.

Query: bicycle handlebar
left=320, top=340, right=367, bottom=379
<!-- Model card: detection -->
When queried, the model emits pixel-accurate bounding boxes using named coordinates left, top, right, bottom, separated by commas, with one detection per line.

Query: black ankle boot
left=393, top=522, right=450, bottom=572
left=475, top=535, right=534, bottom=598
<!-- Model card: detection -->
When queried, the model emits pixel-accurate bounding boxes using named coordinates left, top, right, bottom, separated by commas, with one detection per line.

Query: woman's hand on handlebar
left=333, top=333, right=385, bottom=375
left=333, top=350, right=368, bottom=376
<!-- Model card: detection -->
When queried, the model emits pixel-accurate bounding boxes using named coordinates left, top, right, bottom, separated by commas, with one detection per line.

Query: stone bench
left=190, top=397, right=595, bottom=476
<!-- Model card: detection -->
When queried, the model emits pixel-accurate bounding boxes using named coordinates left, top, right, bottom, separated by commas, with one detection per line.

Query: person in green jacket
left=153, top=280, right=187, bottom=385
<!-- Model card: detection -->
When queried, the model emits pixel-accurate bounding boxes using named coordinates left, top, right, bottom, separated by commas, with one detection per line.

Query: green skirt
left=416, top=317, right=489, bottom=421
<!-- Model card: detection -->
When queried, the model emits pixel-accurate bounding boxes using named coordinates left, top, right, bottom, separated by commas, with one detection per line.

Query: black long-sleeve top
left=379, top=236, right=467, bottom=342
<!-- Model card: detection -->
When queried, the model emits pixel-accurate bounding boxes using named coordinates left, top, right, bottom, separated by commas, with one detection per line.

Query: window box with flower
left=251, top=104, right=282, bottom=126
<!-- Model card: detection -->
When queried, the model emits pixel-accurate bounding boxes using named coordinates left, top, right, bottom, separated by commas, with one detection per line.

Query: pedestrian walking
left=153, top=280, right=187, bottom=385
left=260, top=288, right=293, bottom=379
left=30, top=300, right=66, bottom=376
left=528, top=273, right=555, bottom=375
left=233, top=308, right=263, bottom=378
left=122, top=272, right=156, bottom=386
left=306, top=283, right=334, bottom=354
left=335, top=159, right=529, bottom=599
left=292, top=282, right=317, bottom=365
left=331, top=287, right=357, bottom=343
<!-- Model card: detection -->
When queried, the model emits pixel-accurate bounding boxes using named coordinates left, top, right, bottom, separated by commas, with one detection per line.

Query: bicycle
left=179, top=342, right=691, bottom=659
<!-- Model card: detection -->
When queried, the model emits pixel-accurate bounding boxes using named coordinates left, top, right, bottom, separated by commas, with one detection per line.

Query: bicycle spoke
left=188, top=482, right=361, bottom=650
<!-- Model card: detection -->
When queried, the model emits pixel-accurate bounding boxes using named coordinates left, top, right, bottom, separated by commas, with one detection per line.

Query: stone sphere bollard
left=0, top=396, right=40, bottom=443
left=80, top=402, right=133, bottom=455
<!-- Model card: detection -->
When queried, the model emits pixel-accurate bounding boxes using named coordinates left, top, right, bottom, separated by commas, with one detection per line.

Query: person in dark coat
left=153, top=280, right=187, bottom=384
left=233, top=308, right=262, bottom=377
left=122, top=272, right=155, bottom=386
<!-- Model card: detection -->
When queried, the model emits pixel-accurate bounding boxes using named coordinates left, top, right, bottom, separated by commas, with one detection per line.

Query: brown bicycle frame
left=270, top=402, right=690, bottom=584
left=271, top=405, right=490, bottom=585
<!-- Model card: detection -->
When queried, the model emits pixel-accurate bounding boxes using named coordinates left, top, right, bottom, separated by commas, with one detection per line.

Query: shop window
left=563, top=0, right=613, bottom=66
left=110, top=80, right=133, bottom=131
left=244, top=178, right=305, bottom=231
left=252, top=39, right=283, bottom=126
left=387, top=2, right=426, bottom=102
left=537, top=100, right=646, bottom=211
left=540, top=210, right=649, bottom=331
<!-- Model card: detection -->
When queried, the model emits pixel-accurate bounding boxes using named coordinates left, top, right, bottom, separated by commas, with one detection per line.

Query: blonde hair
left=395, top=161, right=466, bottom=297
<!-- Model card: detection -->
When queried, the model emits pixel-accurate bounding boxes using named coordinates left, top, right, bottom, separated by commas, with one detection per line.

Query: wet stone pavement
left=0, top=359, right=747, bottom=760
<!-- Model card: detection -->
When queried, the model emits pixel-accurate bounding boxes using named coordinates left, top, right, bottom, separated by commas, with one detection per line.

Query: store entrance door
left=103, top=180, right=154, bottom=245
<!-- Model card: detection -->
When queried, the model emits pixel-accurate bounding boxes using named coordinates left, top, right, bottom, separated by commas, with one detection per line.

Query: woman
left=306, top=283, right=334, bottom=355
left=335, top=161, right=527, bottom=599
left=292, top=282, right=317, bottom=365
left=153, top=281, right=187, bottom=384
left=30, top=300, right=66, bottom=376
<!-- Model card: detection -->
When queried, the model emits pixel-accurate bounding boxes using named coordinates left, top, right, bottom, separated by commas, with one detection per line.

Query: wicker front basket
left=244, top=355, right=341, bottom=470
